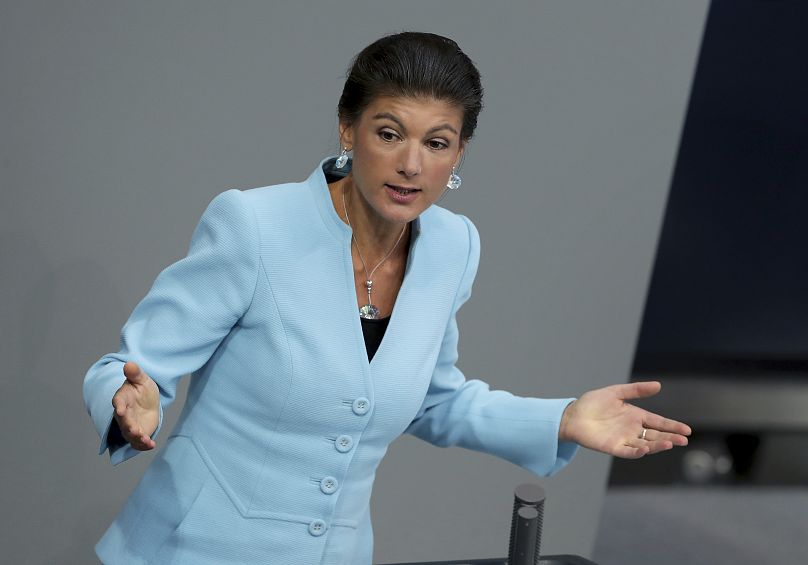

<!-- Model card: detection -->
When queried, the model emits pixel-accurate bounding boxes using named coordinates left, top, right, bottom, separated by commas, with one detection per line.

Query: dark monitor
left=633, top=0, right=808, bottom=376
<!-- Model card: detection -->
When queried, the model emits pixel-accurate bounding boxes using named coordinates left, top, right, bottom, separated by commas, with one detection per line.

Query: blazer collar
left=308, top=155, right=423, bottom=243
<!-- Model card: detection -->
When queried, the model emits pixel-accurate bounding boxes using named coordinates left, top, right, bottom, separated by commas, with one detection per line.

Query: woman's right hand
left=112, top=361, right=160, bottom=451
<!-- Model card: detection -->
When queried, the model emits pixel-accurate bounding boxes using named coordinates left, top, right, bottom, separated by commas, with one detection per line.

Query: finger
left=644, top=439, right=674, bottom=455
left=641, top=428, right=689, bottom=447
left=128, top=435, right=147, bottom=450
left=114, top=406, right=138, bottom=433
left=643, top=412, right=692, bottom=436
left=131, top=434, right=156, bottom=451
left=613, top=442, right=650, bottom=459
left=120, top=420, right=141, bottom=442
left=112, top=394, right=127, bottom=417
left=614, top=381, right=662, bottom=401
left=123, top=361, right=147, bottom=385
left=121, top=423, right=155, bottom=451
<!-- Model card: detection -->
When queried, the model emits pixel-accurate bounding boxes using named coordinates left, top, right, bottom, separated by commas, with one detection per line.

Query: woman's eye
left=379, top=130, right=398, bottom=142
left=428, top=140, right=448, bottom=150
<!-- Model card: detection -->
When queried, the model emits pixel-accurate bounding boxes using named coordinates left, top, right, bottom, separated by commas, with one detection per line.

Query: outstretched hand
left=558, top=381, right=690, bottom=459
left=111, top=361, right=160, bottom=451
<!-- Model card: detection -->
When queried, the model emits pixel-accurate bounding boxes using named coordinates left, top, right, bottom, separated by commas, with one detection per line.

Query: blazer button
left=308, top=519, right=327, bottom=537
left=335, top=434, right=354, bottom=453
left=352, top=397, right=370, bottom=416
left=320, top=476, right=339, bottom=495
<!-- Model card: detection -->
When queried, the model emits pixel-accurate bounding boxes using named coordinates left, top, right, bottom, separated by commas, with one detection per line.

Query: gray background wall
left=0, top=1, right=708, bottom=563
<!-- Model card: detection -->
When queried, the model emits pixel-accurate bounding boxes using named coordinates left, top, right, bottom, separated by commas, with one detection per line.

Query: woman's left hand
left=558, top=381, right=690, bottom=459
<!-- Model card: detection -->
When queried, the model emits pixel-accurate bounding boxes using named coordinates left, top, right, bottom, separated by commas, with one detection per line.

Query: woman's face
left=340, top=95, right=465, bottom=227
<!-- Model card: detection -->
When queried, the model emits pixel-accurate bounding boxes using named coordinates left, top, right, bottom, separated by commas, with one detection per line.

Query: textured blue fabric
left=83, top=156, right=578, bottom=565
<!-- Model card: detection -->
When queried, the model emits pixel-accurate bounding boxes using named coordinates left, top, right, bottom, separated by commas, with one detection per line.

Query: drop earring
left=335, top=147, right=350, bottom=169
left=446, top=166, right=462, bottom=190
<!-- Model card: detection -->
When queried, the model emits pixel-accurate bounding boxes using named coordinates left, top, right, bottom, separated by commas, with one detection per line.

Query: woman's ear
left=338, top=121, right=354, bottom=149
left=454, top=142, right=466, bottom=169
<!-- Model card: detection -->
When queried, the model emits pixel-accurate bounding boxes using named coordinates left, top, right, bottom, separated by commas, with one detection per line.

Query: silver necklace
left=342, top=186, right=407, bottom=319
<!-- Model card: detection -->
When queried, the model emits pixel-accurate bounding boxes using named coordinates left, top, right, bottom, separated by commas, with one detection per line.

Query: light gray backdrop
left=0, top=1, right=708, bottom=563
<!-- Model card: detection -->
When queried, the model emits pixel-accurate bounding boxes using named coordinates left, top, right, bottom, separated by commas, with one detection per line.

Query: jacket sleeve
left=404, top=215, right=579, bottom=477
left=82, top=189, right=260, bottom=465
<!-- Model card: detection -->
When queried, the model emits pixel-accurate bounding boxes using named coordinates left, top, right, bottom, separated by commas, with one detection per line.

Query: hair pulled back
left=338, top=31, right=483, bottom=142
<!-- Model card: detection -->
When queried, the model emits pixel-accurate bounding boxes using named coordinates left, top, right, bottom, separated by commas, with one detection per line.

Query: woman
left=83, top=32, right=690, bottom=564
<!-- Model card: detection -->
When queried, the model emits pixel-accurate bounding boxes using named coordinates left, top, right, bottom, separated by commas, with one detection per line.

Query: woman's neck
left=331, top=175, right=410, bottom=261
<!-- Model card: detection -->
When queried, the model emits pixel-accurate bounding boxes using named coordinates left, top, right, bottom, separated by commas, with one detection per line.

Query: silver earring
left=335, top=147, right=350, bottom=169
left=446, top=167, right=462, bottom=190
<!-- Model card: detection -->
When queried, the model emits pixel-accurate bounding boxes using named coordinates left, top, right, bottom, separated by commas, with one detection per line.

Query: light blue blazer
left=83, top=155, right=578, bottom=565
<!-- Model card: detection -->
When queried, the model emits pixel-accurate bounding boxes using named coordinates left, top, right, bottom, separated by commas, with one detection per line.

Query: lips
left=385, top=184, right=420, bottom=195
left=385, top=184, right=421, bottom=203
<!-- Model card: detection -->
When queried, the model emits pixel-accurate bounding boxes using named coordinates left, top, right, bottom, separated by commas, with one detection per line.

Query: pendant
left=359, top=304, right=381, bottom=319
left=359, top=279, right=380, bottom=319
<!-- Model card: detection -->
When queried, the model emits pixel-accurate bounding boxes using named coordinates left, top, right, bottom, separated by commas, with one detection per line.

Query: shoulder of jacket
left=237, top=179, right=309, bottom=207
left=422, top=204, right=479, bottom=252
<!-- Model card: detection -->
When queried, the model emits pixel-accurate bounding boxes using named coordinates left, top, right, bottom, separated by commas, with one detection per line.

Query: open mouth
left=386, top=184, right=420, bottom=195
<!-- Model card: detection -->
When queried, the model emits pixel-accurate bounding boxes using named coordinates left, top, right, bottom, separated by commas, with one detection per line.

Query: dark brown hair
left=338, top=32, right=484, bottom=141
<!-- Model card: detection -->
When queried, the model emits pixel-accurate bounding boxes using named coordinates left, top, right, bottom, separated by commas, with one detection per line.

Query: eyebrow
left=371, top=112, right=459, bottom=136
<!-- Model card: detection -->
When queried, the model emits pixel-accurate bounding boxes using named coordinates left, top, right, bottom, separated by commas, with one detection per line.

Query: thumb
left=123, top=361, right=148, bottom=385
left=615, top=380, right=661, bottom=401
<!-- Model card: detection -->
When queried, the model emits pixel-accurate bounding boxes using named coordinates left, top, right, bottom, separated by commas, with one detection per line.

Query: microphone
left=508, top=483, right=546, bottom=565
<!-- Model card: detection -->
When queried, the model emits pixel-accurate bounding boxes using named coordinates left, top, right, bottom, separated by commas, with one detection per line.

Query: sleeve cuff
left=520, top=397, right=580, bottom=477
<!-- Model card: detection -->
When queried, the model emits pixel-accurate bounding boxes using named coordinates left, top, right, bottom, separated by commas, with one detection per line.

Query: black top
left=361, top=316, right=390, bottom=361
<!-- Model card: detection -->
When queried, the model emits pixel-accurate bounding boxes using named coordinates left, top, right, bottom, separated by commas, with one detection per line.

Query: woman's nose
left=397, top=144, right=422, bottom=177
